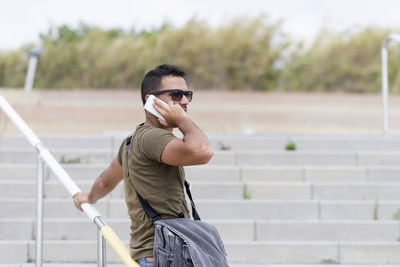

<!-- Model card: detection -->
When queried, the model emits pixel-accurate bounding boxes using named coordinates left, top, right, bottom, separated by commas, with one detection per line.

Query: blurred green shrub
left=1, top=18, right=400, bottom=93
left=0, top=17, right=290, bottom=90
left=0, top=46, right=30, bottom=87
left=280, top=27, right=400, bottom=93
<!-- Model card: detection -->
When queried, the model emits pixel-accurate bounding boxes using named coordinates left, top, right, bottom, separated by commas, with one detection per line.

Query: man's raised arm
left=154, top=98, right=213, bottom=166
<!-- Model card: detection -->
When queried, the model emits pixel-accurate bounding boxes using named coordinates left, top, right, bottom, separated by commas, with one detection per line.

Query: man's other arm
left=72, top=156, right=123, bottom=211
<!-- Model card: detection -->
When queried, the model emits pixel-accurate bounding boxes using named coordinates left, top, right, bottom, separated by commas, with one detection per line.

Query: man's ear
left=144, top=94, right=150, bottom=102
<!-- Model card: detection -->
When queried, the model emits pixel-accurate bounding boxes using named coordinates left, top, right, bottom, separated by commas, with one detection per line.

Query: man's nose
left=180, top=95, right=189, bottom=105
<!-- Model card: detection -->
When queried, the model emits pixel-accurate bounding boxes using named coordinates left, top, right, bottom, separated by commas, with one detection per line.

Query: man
left=73, top=64, right=213, bottom=267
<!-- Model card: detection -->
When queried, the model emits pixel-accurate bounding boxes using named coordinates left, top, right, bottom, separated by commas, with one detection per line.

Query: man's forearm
left=178, top=117, right=213, bottom=160
left=87, top=158, right=123, bottom=203
left=73, top=156, right=122, bottom=211
left=87, top=172, right=113, bottom=203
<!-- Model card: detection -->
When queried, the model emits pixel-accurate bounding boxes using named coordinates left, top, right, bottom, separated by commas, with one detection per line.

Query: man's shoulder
left=133, top=124, right=177, bottom=162
left=136, top=124, right=174, bottom=139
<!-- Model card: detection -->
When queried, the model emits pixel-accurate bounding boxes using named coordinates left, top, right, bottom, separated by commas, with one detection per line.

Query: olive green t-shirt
left=117, top=123, right=190, bottom=260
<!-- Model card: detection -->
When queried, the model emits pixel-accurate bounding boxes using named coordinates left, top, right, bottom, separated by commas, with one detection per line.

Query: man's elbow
left=197, top=147, right=214, bottom=164
left=97, top=173, right=117, bottom=191
left=97, top=180, right=109, bottom=191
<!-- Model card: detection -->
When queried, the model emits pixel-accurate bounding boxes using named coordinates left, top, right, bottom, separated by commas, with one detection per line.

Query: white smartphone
left=144, top=94, right=168, bottom=121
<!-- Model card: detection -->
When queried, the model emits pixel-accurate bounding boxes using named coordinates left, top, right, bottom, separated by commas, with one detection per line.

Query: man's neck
left=145, top=115, right=173, bottom=133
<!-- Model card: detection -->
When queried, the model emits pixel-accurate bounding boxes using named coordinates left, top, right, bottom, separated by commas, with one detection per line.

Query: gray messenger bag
left=136, top=181, right=229, bottom=267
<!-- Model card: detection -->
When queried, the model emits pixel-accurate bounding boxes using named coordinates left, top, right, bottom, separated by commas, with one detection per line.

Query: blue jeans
left=137, top=257, right=155, bottom=267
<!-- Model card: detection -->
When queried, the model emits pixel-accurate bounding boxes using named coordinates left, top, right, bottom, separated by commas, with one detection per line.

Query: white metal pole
left=36, top=156, right=44, bottom=267
left=381, top=34, right=400, bottom=137
left=25, top=56, right=38, bottom=92
left=95, top=217, right=107, bottom=267
left=98, top=229, right=106, bottom=267
left=381, top=45, right=389, bottom=137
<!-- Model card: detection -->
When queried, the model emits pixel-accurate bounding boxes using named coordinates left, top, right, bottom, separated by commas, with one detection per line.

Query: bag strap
left=136, top=191, right=162, bottom=222
left=125, top=134, right=201, bottom=222
left=184, top=180, right=201, bottom=221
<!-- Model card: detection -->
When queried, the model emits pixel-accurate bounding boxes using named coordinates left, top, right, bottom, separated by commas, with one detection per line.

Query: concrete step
left=312, top=183, right=400, bottom=201
left=0, top=180, right=244, bottom=200
left=4, top=180, right=400, bottom=201
left=227, top=241, right=400, bottom=264
left=185, top=165, right=242, bottom=181
left=4, top=240, right=400, bottom=264
left=291, top=136, right=400, bottom=151
left=0, top=164, right=106, bottom=181
left=255, top=221, right=400, bottom=242
left=246, top=182, right=400, bottom=201
left=0, top=264, right=266, bottom=267
left=4, top=148, right=400, bottom=166
left=0, top=265, right=267, bottom=267
left=0, top=164, right=311, bottom=182
left=0, top=164, right=245, bottom=181
left=208, top=134, right=400, bottom=152
left=196, top=200, right=400, bottom=221
left=3, top=198, right=400, bottom=221
left=188, top=165, right=400, bottom=182
left=236, top=151, right=400, bottom=166
left=110, top=199, right=400, bottom=221
left=4, top=134, right=400, bottom=151
left=0, top=148, right=113, bottom=164
left=0, top=198, right=107, bottom=219
left=4, top=164, right=400, bottom=183
left=177, top=165, right=400, bottom=183
left=2, top=219, right=399, bottom=242
left=0, top=265, right=398, bottom=267
left=0, top=218, right=254, bottom=242
left=0, top=148, right=234, bottom=165
left=0, top=135, right=115, bottom=150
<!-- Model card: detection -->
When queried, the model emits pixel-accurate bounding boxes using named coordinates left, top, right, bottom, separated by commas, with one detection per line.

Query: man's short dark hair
left=140, top=64, right=186, bottom=105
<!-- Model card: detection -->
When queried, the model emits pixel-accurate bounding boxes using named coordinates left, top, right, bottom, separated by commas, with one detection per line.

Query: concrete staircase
left=2, top=134, right=400, bottom=266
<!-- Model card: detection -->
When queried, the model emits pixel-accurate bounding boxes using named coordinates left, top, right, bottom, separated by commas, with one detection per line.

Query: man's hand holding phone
left=151, top=96, right=188, bottom=128
left=144, top=94, right=167, bottom=120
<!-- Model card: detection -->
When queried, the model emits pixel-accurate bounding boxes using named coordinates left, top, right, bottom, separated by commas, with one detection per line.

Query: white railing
left=381, top=34, right=400, bottom=137
left=0, top=95, right=139, bottom=267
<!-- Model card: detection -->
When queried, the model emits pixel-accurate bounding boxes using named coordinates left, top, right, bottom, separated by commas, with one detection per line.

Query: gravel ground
left=1, top=89, right=399, bottom=136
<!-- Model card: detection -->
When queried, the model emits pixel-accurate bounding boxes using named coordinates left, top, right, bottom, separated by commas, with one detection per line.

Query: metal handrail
left=381, top=34, right=400, bottom=137
left=0, top=95, right=139, bottom=267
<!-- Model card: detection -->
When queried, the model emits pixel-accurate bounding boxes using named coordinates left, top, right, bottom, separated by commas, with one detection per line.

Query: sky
left=1, top=0, right=400, bottom=51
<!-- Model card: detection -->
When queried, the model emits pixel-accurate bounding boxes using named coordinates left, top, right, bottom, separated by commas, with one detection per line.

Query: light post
left=381, top=34, right=400, bottom=137
left=24, top=47, right=43, bottom=92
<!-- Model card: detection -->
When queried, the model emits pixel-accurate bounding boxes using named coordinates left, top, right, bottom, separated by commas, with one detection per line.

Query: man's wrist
left=176, top=116, right=191, bottom=129
left=87, top=193, right=97, bottom=204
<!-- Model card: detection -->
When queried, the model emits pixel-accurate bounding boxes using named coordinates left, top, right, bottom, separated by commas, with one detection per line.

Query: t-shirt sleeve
left=138, top=128, right=176, bottom=163
left=117, top=138, right=127, bottom=166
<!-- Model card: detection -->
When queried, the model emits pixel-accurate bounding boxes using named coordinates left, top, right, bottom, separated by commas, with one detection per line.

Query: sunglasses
left=151, top=89, right=193, bottom=102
